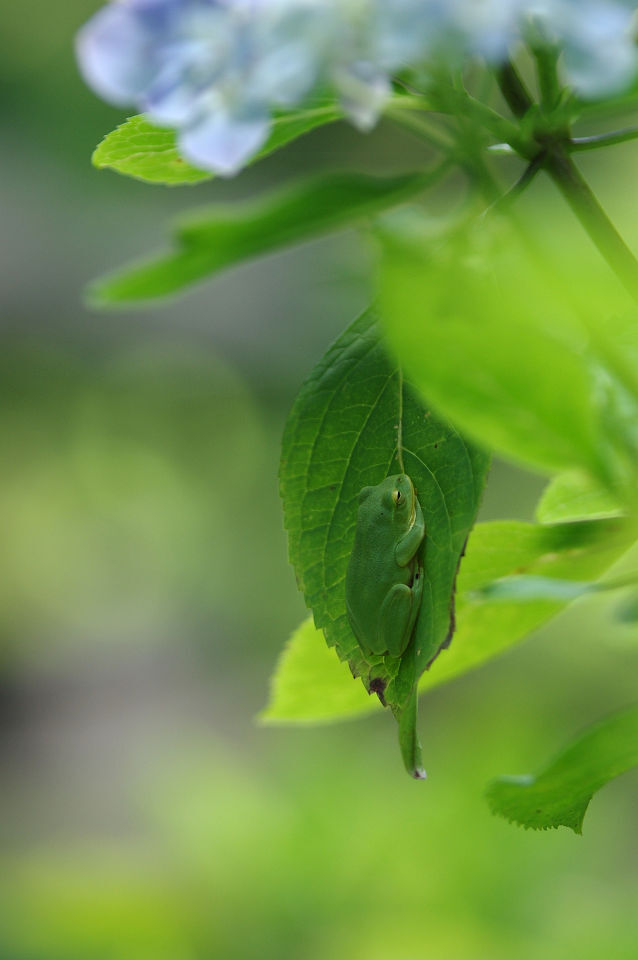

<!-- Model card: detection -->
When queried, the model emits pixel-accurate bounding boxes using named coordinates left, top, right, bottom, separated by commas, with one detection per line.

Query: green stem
left=533, top=45, right=561, bottom=111
left=570, top=127, right=638, bottom=151
left=494, top=59, right=638, bottom=304
left=483, top=154, right=544, bottom=215
left=543, top=145, right=638, bottom=304
left=386, top=102, right=457, bottom=155
left=420, top=82, right=533, bottom=157
left=495, top=62, right=534, bottom=118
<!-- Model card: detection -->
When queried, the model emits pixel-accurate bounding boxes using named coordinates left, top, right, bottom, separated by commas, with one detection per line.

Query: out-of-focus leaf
left=486, top=703, right=638, bottom=832
left=89, top=169, right=441, bottom=305
left=614, top=588, right=638, bottom=623
left=581, top=313, right=638, bottom=508
left=279, top=309, right=488, bottom=725
left=379, top=214, right=638, bottom=498
left=474, top=575, right=594, bottom=602
left=536, top=470, right=623, bottom=523
left=584, top=313, right=638, bottom=407
left=259, top=617, right=380, bottom=725
left=92, top=116, right=211, bottom=185
left=92, top=105, right=343, bottom=185
left=263, top=517, right=633, bottom=723
left=436, top=517, right=633, bottom=690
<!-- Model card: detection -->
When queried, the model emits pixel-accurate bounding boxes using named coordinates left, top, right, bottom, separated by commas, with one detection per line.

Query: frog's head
left=386, top=474, right=416, bottom=529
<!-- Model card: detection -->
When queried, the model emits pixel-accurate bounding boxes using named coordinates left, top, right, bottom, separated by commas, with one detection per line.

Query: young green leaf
left=262, top=517, right=633, bottom=724
left=92, top=105, right=343, bottom=185
left=536, top=470, right=624, bottom=524
left=89, top=169, right=442, bottom=305
left=486, top=703, right=638, bottom=832
left=280, top=308, right=489, bottom=737
left=92, top=116, right=211, bottom=185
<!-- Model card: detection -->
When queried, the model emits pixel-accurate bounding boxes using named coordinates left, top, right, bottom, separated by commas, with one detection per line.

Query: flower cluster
left=76, top=0, right=638, bottom=176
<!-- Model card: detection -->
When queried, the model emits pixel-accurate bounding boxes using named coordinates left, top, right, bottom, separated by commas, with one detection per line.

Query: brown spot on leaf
left=369, top=677, right=387, bottom=706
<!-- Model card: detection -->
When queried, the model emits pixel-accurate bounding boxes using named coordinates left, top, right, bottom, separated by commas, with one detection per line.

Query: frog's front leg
left=395, top=499, right=425, bottom=567
left=378, top=564, right=423, bottom=658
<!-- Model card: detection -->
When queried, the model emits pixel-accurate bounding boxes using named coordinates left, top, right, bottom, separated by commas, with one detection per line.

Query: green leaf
left=89, top=169, right=441, bottom=305
left=473, top=574, right=594, bottom=602
left=378, top=215, right=633, bottom=494
left=92, top=116, right=211, bottom=185
left=579, top=313, right=638, bottom=506
left=615, top=588, right=638, bottom=623
left=280, top=307, right=489, bottom=722
left=263, top=517, right=633, bottom=724
left=92, top=105, right=343, bottom=185
left=434, top=517, right=633, bottom=690
left=486, top=703, right=638, bottom=832
left=259, top=617, right=379, bottom=725
left=536, top=470, right=624, bottom=524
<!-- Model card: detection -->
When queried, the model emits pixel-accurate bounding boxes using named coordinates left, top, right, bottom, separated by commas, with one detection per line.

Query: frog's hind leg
left=377, top=583, right=414, bottom=658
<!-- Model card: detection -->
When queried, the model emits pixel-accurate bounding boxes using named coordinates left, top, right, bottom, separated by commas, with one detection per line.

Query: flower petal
left=75, top=4, right=156, bottom=106
left=334, top=62, right=391, bottom=131
left=179, top=101, right=271, bottom=174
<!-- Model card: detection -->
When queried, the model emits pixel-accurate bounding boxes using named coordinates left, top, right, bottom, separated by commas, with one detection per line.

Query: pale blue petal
left=374, top=0, right=437, bottom=68
left=76, top=0, right=638, bottom=176
left=246, top=42, right=319, bottom=105
left=75, top=5, right=156, bottom=105
left=142, top=47, right=211, bottom=124
left=334, top=63, right=391, bottom=131
left=179, top=102, right=271, bottom=174
left=559, top=2, right=637, bottom=96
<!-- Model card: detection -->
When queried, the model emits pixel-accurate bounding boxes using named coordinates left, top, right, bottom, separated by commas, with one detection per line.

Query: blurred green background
left=2, top=4, right=638, bottom=958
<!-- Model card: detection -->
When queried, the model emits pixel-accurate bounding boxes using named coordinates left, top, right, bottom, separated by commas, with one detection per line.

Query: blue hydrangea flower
left=77, top=0, right=331, bottom=174
left=76, top=0, right=638, bottom=177
left=535, top=0, right=638, bottom=97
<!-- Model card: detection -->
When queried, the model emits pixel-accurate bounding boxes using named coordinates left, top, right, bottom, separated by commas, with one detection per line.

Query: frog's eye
left=392, top=489, right=401, bottom=505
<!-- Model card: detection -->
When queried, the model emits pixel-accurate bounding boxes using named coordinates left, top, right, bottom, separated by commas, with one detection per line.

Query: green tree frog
left=345, top=474, right=425, bottom=659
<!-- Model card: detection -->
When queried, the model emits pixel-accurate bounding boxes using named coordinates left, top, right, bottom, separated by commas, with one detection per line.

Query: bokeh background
left=2, top=3, right=638, bottom=958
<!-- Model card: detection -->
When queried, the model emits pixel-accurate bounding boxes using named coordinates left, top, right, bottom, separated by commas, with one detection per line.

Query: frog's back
left=345, top=495, right=409, bottom=651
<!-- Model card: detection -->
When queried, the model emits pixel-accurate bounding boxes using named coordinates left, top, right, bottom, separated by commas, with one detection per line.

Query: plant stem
left=482, top=155, right=544, bottom=215
left=533, top=44, right=561, bottom=111
left=402, top=75, right=533, bottom=157
left=386, top=103, right=457, bottom=155
left=543, top=144, right=638, bottom=303
left=495, top=59, right=638, bottom=304
left=495, top=62, right=534, bottom=117
left=570, top=127, right=638, bottom=151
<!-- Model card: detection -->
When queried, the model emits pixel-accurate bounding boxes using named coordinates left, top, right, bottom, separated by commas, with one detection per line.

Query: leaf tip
left=90, top=147, right=106, bottom=171
left=83, top=279, right=119, bottom=311
left=254, top=707, right=272, bottom=726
